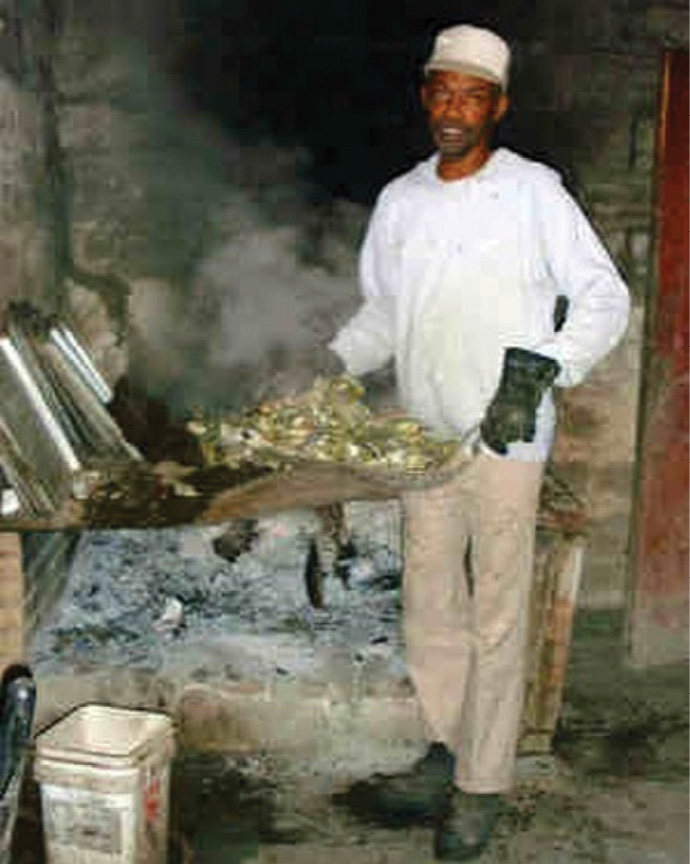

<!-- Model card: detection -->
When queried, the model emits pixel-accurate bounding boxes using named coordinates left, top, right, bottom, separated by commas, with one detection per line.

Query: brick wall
left=0, top=533, right=80, bottom=665
left=0, top=534, right=24, bottom=666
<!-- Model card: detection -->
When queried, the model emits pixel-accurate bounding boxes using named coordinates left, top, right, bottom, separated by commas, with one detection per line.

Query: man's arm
left=329, top=193, right=397, bottom=376
left=481, top=172, right=630, bottom=454
left=530, top=176, right=631, bottom=387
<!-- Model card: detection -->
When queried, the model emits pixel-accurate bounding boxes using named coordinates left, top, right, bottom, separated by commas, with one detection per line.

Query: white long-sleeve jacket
left=329, top=148, right=630, bottom=461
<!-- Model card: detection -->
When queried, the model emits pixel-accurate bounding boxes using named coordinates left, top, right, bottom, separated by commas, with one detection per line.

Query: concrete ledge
left=31, top=670, right=558, bottom=783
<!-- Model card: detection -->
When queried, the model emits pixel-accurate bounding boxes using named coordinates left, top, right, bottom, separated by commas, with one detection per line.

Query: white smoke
left=201, top=225, right=356, bottom=367
left=127, top=156, right=369, bottom=414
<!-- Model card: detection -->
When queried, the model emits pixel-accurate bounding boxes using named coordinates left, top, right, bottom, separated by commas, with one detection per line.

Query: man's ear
left=494, top=92, right=510, bottom=122
left=420, top=81, right=431, bottom=111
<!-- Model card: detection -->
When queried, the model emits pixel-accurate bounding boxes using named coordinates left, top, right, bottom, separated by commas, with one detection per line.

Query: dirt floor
left=11, top=610, right=689, bottom=864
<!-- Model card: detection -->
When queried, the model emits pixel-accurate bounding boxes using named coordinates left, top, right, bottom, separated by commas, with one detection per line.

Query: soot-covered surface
left=12, top=745, right=689, bottom=864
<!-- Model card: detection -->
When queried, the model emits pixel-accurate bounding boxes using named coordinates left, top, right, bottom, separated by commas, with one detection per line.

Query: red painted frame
left=627, top=49, right=689, bottom=666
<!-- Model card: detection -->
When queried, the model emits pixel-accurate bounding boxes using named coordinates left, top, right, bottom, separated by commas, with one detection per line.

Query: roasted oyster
left=187, top=375, right=459, bottom=475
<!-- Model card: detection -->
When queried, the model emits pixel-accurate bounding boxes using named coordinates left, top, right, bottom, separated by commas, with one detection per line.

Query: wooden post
left=521, top=533, right=586, bottom=754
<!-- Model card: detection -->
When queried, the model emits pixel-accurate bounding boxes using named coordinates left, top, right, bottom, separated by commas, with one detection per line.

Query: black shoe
left=434, top=789, right=503, bottom=861
left=334, top=742, right=455, bottom=826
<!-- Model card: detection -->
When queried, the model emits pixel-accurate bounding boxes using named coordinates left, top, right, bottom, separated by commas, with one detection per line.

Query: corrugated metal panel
left=0, top=303, right=139, bottom=517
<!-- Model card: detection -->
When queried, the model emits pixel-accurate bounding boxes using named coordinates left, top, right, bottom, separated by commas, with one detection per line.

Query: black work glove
left=480, top=348, right=560, bottom=455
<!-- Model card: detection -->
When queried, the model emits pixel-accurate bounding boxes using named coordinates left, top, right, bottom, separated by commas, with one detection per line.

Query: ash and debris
left=29, top=501, right=408, bottom=682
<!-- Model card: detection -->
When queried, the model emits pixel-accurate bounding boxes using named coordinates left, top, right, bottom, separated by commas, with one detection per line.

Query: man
left=326, top=24, right=630, bottom=861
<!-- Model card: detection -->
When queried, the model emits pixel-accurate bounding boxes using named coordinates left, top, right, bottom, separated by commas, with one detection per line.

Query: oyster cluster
left=187, top=375, right=459, bottom=475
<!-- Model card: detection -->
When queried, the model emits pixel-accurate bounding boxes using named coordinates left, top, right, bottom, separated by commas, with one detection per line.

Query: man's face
left=421, top=70, right=508, bottom=162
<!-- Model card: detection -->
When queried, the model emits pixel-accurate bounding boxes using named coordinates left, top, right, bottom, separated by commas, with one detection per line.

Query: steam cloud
left=126, top=142, right=368, bottom=415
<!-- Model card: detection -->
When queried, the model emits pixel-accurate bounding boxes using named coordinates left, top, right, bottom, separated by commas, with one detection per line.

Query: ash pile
left=29, top=503, right=408, bottom=683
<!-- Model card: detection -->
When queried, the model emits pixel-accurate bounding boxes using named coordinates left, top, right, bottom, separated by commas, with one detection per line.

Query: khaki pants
left=402, top=452, right=544, bottom=793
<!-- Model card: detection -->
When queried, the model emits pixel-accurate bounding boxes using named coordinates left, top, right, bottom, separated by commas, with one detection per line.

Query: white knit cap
left=424, top=25, right=510, bottom=90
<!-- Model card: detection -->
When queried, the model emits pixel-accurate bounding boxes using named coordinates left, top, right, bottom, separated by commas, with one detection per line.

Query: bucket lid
left=35, top=704, right=174, bottom=768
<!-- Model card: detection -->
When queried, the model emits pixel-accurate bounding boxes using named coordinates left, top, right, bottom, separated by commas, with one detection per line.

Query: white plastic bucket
left=34, top=704, right=175, bottom=864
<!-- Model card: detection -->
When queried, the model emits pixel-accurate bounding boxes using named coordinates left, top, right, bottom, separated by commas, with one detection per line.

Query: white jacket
left=329, top=148, right=630, bottom=461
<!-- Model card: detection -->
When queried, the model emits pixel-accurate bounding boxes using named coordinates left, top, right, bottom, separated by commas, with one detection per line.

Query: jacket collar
left=419, top=147, right=515, bottom=188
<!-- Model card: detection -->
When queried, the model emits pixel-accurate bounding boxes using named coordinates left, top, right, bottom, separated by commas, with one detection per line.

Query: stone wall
left=0, top=1, right=61, bottom=311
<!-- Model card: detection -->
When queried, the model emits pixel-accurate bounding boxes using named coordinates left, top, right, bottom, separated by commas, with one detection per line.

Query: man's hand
left=258, top=345, right=346, bottom=401
left=313, top=345, right=346, bottom=379
left=480, top=348, right=560, bottom=455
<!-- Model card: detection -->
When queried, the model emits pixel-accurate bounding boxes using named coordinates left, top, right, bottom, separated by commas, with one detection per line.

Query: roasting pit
left=0, top=304, right=588, bottom=761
